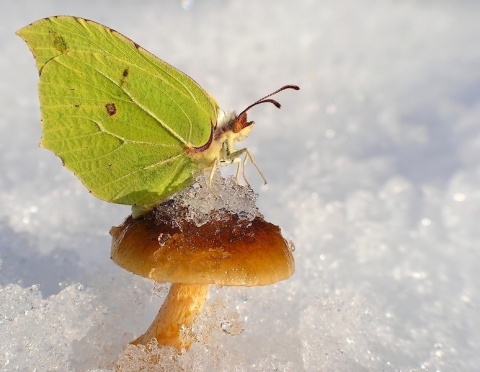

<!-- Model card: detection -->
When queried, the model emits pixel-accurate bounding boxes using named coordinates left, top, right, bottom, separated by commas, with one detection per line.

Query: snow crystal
left=1, top=0, right=479, bottom=370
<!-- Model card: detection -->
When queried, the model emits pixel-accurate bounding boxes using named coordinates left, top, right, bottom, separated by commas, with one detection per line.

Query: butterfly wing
left=17, top=16, right=219, bottom=206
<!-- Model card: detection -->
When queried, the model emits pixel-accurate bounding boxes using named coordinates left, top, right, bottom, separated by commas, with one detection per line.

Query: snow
left=1, top=0, right=480, bottom=370
left=173, top=170, right=262, bottom=226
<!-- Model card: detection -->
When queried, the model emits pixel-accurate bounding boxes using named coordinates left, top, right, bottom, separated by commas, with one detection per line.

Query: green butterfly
left=17, top=16, right=298, bottom=213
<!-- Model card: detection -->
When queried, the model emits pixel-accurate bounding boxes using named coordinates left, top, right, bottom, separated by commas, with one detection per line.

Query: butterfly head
left=215, top=84, right=300, bottom=146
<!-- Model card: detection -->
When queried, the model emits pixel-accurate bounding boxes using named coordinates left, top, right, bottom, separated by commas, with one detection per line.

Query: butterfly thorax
left=190, top=110, right=253, bottom=167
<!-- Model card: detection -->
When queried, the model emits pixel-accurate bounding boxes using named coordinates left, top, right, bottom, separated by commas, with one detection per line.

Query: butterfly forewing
left=17, top=16, right=219, bottom=206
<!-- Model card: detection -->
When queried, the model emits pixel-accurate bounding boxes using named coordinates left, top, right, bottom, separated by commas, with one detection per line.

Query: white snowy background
left=1, top=0, right=479, bottom=370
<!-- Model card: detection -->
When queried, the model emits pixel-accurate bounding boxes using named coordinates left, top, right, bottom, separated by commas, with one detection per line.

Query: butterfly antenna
left=238, top=84, right=300, bottom=116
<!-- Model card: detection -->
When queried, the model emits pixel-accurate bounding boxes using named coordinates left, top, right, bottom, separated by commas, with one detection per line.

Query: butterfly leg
left=227, top=148, right=267, bottom=186
left=236, top=154, right=250, bottom=187
left=244, top=148, right=267, bottom=185
left=209, top=157, right=219, bottom=188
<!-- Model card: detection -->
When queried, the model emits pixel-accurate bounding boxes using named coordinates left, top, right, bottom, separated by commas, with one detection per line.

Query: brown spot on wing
left=105, top=103, right=117, bottom=116
left=47, top=27, right=68, bottom=53
left=120, top=67, right=129, bottom=86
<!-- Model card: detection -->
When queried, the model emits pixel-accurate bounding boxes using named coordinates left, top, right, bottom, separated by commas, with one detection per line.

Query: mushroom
left=110, top=198, right=295, bottom=351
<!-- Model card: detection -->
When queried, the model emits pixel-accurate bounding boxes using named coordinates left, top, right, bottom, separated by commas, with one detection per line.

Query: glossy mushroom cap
left=110, top=202, right=295, bottom=286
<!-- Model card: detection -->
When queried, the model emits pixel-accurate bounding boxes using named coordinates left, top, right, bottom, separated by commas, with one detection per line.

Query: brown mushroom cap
left=110, top=204, right=295, bottom=286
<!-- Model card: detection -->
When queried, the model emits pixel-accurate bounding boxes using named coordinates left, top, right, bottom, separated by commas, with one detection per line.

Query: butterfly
left=17, top=16, right=299, bottom=214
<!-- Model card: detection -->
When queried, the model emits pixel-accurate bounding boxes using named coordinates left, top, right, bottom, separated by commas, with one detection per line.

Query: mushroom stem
left=132, top=283, right=210, bottom=350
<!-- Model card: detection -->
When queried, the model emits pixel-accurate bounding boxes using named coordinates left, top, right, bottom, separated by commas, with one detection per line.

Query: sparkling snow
left=1, top=0, right=479, bottom=370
